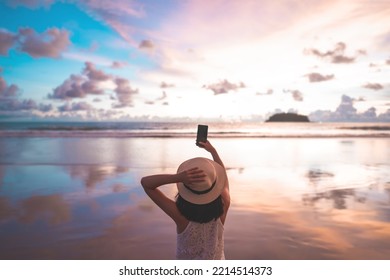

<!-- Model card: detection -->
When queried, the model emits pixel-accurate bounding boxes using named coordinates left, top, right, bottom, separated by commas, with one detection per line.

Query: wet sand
left=0, top=137, right=390, bottom=259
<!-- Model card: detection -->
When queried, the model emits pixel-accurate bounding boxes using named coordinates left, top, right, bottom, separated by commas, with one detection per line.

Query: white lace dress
left=176, top=218, right=225, bottom=260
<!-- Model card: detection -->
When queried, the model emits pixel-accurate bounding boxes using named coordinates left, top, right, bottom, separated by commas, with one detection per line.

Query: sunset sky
left=0, top=0, right=389, bottom=122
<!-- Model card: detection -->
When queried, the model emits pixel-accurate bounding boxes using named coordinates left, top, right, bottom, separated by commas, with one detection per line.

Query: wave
left=1, top=130, right=389, bottom=138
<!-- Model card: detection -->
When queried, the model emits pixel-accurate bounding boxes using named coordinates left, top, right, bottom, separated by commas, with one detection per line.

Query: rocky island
left=266, top=113, right=310, bottom=122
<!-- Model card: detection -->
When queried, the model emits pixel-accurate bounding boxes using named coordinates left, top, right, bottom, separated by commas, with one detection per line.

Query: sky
left=0, top=0, right=389, bottom=122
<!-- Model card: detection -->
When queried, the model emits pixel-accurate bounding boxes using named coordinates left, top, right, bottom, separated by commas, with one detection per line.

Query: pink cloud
left=0, top=73, right=53, bottom=113
left=0, top=30, right=16, bottom=55
left=113, top=77, right=138, bottom=107
left=160, top=82, right=175, bottom=88
left=48, top=62, right=138, bottom=108
left=283, top=89, right=304, bottom=102
left=77, top=0, right=145, bottom=44
left=83, top=61, right=111, bottom=81
left=363, top=83, right=383, bottom=91
left=0, top=99, right=37, bottom=111
left=18, top=27, right=71, bottom=58
left=48, top=64, right=107, bottom=100
left=204, top=79, right=245, bottom=95
left=306, top=73, right=335, bottom=83
left=291, top=90, right=303, bottom=102
left=139, top=40, right=154, bottom=50
left=79, top=0, right=144, bottom=18
left=304, top=42, right=359, bottom=64
left=308, top=95, right=390, bottom=122
left=0, top=76, right=20, bottom=99
left=58, top=101, right=93, bottom=112
left=111, top=61, right=127, bottom=69
left=5, top=0, right=54, bottom=9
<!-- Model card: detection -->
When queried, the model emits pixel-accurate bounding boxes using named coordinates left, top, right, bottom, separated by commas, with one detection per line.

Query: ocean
left=1, top=121, right=390, bottom=137
left=0, top=121, right=389, bottom=259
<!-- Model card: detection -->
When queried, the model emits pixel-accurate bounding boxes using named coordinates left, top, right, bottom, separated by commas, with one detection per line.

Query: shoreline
left=1, top=130, right=390, bottom=138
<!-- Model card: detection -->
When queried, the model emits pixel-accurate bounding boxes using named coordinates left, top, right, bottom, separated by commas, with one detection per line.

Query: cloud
left=0, top=77, right=21, bottom=99
left=63, top=51, right=113, bottom=67
left=363, top=83, right=383, bottom=91
left=284, top=89, right=304, bottom=101
left=38, top=103, right=53, bottom=112
left=18, top=27, right=71, bottom=58
left=309, top=94, right=390, bottom=122
left=111, top=61, right=127, bottom=69
left=204, top=79, right=245, bottom=95
left=145, top=91, right=168, bottom=106
left=83, top=61, right=111, bottom=81
left=336, top=94, right=357, bottom=116
left=49, top=74, right=101, bottom=100
left=5, top=0, right=54, bottom=9
left=0, top=99, right=37, bottom=111
left=49, top=62, right=138, bottom=107
left=356, top=97, right=366, bottom=102
left=0, top=27, right=71, bottom=58
left=292, top=90, right=303, bottom=102
left=58, top=101, right=94, bottom=112
left=77, top=0, right=145, bottom=44
left=48, top=62, right=110, bottom=100
left=113, top=77, right=138, bottom=107
left=157, top=91, right=167, bottom=101
left=0, top=97, right=53, bottom=112
left=256, top=89, right=273, bottom=96
left=79, top=0, right=144, bottom=18
left=304, top=42, right=360, bottom=64
left=0, top=30, right=16, bottom=55
left=1, top=73, right=53, bottom=113
left=306, top=72, right=334, bottom=83
left=378, top=110, right=390, bottom=122
left=139, top=39, right=154, bottom=50
left=160, top=81, right=175, bottom=88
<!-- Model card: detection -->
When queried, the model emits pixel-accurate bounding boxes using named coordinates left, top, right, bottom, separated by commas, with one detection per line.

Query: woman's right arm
left=197, top=140, right=225, bottom=168
left=198, top=140, right=230, bottom=224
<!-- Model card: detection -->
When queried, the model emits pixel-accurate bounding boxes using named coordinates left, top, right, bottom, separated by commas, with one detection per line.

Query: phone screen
left=196, top=125, right=208, bottom=145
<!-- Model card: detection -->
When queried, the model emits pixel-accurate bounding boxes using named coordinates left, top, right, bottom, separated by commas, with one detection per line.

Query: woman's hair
left=175, top=194, right=224, bottom=223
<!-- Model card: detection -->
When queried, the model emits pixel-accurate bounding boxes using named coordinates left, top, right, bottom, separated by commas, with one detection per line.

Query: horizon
left=1, top=0, right=389, bottom=123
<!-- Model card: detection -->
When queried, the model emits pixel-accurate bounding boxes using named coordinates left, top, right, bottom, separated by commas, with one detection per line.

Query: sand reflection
left=54, top=194, right=177, bottom=259
left=18, top=194, right=71, bottom=224
left=223, top=164, right=390, bottom=259
left=66, top=165, right=129, bottom=190
left=0, top=194, right=71, bottom=225
left=0, top=197, right=14, bottom=221
left=302, top=188, right=365, bottom=209
left=226, top=191, right=390, bottom=259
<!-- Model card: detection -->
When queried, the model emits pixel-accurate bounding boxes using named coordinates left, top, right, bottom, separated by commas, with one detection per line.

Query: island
left=265, top=113, right=310, bottom=122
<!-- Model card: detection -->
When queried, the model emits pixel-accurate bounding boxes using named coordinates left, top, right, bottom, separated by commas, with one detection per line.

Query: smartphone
left=196, top=124, right=208, bottom=146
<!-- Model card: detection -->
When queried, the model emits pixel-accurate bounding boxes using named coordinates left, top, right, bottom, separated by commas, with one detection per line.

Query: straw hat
left=177, top=157, right=226, bottom=205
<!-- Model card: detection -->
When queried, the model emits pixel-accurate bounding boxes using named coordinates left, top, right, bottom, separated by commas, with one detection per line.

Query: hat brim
left=177, top=158, right=227, bottom=205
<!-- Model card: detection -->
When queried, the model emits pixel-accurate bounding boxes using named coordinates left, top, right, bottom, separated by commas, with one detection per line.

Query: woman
left=140, top=140, right=230, bottom=259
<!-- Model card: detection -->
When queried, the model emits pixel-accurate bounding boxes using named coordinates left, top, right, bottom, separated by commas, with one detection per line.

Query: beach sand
left=0, top=136, right=390, bottom=259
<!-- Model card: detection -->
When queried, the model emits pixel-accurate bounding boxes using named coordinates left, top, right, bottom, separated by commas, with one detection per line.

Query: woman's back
left=176, top=218, right=225, bottom=260
left=141, top=141, right=230, bottom=260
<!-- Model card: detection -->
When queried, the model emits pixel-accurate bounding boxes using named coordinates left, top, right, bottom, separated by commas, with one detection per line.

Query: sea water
left=0, top=122, right=389, bottom=259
